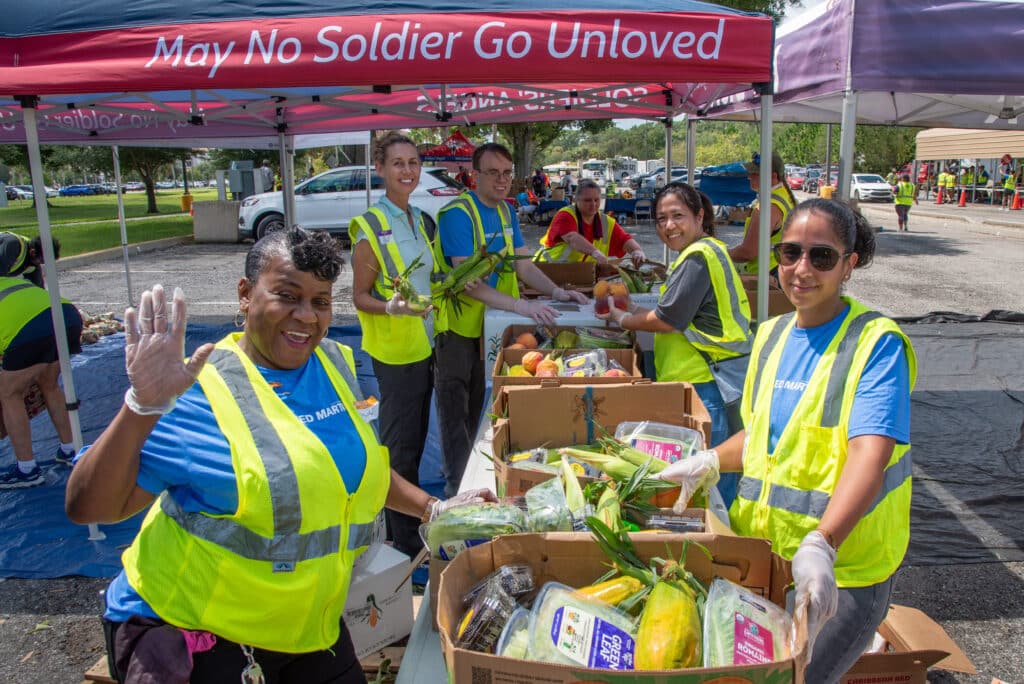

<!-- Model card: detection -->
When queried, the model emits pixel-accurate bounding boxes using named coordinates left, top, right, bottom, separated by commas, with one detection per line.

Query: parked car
left=787, top=173, right=805, bottom=191
left=635, top=166, right=687, bottom=195
left=238, top=165, right=462, bottom=242
left=6, top=185, right=33, bottom=200
left=59, top=184, right=96, bottom=196
left=850, top=174, right=895, bottom=202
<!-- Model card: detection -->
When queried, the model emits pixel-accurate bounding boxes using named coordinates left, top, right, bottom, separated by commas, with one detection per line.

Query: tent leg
left=825, top=123, right=833, bottom=188
left=112, top=146, right=135, bottom=306
left=662, top=120, right=673, bottom=265
left=757, top=95, right=774, bottom=324
left=837, top=91, right=858, bottom=201
left=685, top=116, right=696, bottom=187
left=21, top=100, right=100, bottom=541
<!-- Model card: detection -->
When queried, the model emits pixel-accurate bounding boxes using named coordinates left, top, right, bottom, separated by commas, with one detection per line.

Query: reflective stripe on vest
left=356, top=209, right=401, bottom=301
left=741, top=186, right=793, bottom=275
left=158, top=340, right=374, bottom=563
left=535, top=207, right=613, bottom=263
left=0, top=280, right=34, bottom=303
left=680, top=239, right=753, bottom=357
left=748, top=312, right=794, bottom=408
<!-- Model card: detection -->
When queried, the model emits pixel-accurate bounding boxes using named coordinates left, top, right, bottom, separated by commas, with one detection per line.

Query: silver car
left=238, top=165, right=463, bottom=242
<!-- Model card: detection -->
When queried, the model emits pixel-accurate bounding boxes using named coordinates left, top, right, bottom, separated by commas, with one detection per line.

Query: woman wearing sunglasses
left=659, top=198, right=917, bottom=682
left=595, top=182, right=753, bottom=507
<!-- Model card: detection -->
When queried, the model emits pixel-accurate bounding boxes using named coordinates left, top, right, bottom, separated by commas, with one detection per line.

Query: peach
left=522, top=351, right=545, bottom=375
left=515, top=332, right=539, bottom=349
left=603, top=368, right=629, bottom=377
left=506, top=342, right=526, bottom=350
left=535, top=358, right=560, bottom=377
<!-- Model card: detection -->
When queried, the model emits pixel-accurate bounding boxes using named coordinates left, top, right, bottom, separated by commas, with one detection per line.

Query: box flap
left=878, top=605, right=976, bottom=674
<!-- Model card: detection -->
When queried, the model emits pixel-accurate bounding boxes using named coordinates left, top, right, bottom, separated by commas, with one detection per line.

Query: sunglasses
left=772, top=242, right=851, bottom=271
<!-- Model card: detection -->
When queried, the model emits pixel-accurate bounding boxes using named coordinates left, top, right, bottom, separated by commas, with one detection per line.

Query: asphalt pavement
left=26, top=194, right=1024, bottom=683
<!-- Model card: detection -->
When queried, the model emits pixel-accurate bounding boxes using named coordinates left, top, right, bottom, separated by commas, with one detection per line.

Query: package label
left=633, top=437, right=686, bottom=464
left=733, top=611, right=775, bottom=664
left=438, top=538, right=488, bottom=561
left=550, top=606, right=635, bottom=669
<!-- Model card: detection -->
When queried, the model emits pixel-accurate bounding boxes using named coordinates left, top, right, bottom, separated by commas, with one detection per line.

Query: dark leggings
left=103, top=616, right=367, bottom=684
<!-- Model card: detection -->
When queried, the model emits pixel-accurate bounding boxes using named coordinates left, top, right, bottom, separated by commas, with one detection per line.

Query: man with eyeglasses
left=434, top=143, right=589, bottom=497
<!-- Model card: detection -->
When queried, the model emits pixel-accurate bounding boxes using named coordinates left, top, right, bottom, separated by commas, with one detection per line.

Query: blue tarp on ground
left=0, top=324, right=445, bottom=579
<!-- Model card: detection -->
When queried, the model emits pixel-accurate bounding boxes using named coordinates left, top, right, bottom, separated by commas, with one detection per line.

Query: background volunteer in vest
left=66, top=228, right=491, bottom=684
left=0, top=232, right=49, bottom=286
left=658, top=199, right=915, bottom=683
left=534, top=179, right=646, bottom=266
left=728, top=152, right=796, bottom=278
left=435, top=142, right=588, bottom=497
left=0, top=236, right=82, bottom=489
left=894, top=173, right=918, bottom=232
left=595, top=183, right=752, bottom=507
left=350, top=131, right=444, bottom=559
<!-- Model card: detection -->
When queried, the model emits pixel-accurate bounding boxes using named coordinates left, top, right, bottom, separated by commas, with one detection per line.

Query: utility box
left=228, top=160, right=255, bottom=201
left=192, top=200, right=242, bottom=243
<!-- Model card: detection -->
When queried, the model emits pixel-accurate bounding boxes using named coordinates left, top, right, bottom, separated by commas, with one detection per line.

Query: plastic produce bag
left=528, top=582, right=638, bottom=670
left=615, top=420, right=705, bottom=466
left=420, top=503, right=527, bottom=560
left=560, top=349, right=608, bottom=377
left=455, top=582, right=518, bottom=653
left=703, top=578, right=794, bottom=666
left=525, top=476, right=573, bottom=532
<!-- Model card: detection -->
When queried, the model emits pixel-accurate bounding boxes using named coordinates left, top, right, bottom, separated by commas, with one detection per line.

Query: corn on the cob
left=596, top=482, right=622, bottom=530
left=576, top=575, right=643, bottom=606
left=391, top=251, right=434, bottom=312
left=634, top=579, right=702, bottom=669
left=431, top=249, right=502, bottom=295
left=559, top=447, right=638, bottom=482
left=599, top=435, right=668, bottom=474
left=560, top=456, right=586, bottom=516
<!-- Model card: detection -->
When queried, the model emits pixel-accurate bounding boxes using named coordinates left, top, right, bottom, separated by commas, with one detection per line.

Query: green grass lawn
left=0, top=189, right=220, bottom=256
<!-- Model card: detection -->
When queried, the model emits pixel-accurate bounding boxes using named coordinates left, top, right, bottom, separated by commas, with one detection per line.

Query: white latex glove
left=550, top=287, right=589, bottom=305
left=629, top=250, right=647, bottom=268
left=428, top=488, right=498, bottom=521
left=123, top=285, right=214, bottom=416
left=791, top=530, right=838, bottom=659
left=385, top=292, right=425, bottom=317
left=590, top=250, right=611, bottom=266
left=513, top=298, right=560, bottom=326
left=657, top=449, right=721, bottom=514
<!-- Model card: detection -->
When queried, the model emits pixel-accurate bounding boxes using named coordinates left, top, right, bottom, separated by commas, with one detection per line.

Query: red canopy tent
left=419, top=130, right=476, bottom=174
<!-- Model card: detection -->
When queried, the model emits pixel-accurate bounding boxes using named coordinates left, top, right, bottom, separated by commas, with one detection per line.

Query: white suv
left=238, top=165, right=463, bottom=243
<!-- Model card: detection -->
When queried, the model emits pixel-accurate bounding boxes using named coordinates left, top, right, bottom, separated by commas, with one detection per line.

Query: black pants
left=103, top=615, right=366, bottom=684
left=372, top=354, right=434, bottom=558
left=433, top=331, right=485, bottom=498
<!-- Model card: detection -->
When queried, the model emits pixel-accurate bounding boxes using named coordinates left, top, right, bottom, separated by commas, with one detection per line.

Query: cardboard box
left=484, top=304, right=605, bottom=367
left=343, top=543, right=414, bottom=658
left=840, top=604, right=976, bottom=683
left=438, top=535, right=975, bottom=683
left=519, top=261, right=596, bottom=297
left=491, top=346, right=642, bottom=398
left=741, top=274, right=796, bottom=321
left=491, top=381, right=711, bottom=497
left=437, top=533, right=802, bottom=682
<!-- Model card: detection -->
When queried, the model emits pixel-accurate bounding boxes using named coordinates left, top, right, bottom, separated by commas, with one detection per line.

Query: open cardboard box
left=498, top=322, right=633, bottom=352
left=740, top=274, right=796, bottom=321
left=519, top=261, right=596, bottom=298
left=438, top=534, right=975, bottom=683
left=490, top=381, right=711, bottom=498
left=437, top=532, right=805, bottom=682
left=491, top=346, right=642, bottom=398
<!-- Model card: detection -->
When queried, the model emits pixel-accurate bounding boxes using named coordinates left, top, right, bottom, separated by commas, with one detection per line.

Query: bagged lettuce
left=420, top=503, right=527, bottom=560
left=703, top=578, right=794, bottom=666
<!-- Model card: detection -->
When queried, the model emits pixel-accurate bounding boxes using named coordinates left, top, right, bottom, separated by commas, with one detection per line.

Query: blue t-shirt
left=767, top=306, right=911, bottom=453
left=439, top=192, right=524, bottom=288
left=96, top=352, right=368, bottom=621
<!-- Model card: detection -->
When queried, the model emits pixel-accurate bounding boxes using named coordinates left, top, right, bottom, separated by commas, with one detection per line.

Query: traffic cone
left=1012, top=189, right=1023, bottom=210
left=958, top=189, right=967, bottom=207
left=935, top=188, right=943, bottom=205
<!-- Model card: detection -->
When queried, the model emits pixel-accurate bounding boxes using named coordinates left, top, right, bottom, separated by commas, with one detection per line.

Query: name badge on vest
left=272, top=561, right=295, bottom=573
left=379, top=230, right=394, bottom=245
left=355, top=396, right=379, bottom=422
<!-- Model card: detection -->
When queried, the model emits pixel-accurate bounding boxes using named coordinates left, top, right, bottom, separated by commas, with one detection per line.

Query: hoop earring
left=234, top=309, right=246, bottom=328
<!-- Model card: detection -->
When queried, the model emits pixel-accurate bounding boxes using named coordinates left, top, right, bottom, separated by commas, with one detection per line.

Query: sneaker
left=0, top=463, right=45, bottom=489
left=55, top=447, right=75, bottom=466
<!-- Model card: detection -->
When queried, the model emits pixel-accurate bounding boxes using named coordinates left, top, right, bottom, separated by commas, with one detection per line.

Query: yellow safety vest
left=895, top=182, right=916, bottom=206
left=654, top=238, right=753, bottom=384
left=730, top=299, right=918, bottom=587
left=0, top=232, right=31, bottom=276
left=348, top=207, right=441, bottom=365
left=944, top=173, right=956, bottom=188
left=739, top=185, right=795, bottom=275
left=435, top=193, right=519, bottom=338
left=122, top=334, right=389, bottom=653
left=1004, top=175, right=1016, bottom=191
left=534, top=206, right=615, bottom=263
left=0, top=276, right=73, bottom=352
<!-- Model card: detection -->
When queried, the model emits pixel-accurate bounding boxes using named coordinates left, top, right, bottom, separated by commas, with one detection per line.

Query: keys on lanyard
left=240, top=644, right=265, bottom=684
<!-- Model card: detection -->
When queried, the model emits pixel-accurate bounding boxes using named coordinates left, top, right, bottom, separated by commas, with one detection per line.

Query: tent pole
left=825, top=124, right=833, bottom=189
left=662, top=120, right=673, bottom=265
left=111, top=146, right=135, bottom=306
left=757, top=94, right=774, bottom=324
left=277, top=129, right=293, bottom=228
left=837, top=91, right=858, bottom=202
left=685, top=116, right=696, bottom=187
left=21, top=100, right=104, bottom=542
left=365, top=131, right=373, bottom=211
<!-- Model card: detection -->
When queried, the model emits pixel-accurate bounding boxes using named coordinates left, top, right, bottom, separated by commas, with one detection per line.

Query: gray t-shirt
left=654, top=253, right=724, bottom=338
